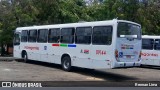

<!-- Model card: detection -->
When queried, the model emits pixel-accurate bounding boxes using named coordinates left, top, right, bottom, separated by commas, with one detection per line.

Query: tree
left=0, top=0, right=160, bottom=55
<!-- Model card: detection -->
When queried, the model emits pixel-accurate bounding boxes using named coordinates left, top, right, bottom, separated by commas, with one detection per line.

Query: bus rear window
left=142, top=39, right=154, bottom=50
left=117, top=22, right=141, bottom=39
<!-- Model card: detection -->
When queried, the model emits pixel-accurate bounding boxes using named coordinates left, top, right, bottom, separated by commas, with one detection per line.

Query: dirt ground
left=0, top=59, right=160, bottom=82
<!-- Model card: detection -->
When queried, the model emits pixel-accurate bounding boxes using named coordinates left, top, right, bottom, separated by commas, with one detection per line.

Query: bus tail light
left=115, top=49, right=119, bottom=61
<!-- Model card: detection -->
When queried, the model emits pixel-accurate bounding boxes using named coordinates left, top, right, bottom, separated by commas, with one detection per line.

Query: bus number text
left=96, top=50, right=106, bottom=55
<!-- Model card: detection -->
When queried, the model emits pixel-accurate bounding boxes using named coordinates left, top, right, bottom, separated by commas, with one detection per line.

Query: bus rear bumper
left=113, top=62, right=141, bottom=68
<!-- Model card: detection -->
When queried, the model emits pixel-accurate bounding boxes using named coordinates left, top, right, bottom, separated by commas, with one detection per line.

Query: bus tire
left=62, top=56, right=71, bottom=71
left=23, top=52, right=28, bottom=63
left=140, top=64, right=144, bottom=68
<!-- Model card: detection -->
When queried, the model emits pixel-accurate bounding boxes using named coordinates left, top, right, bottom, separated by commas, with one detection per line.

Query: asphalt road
left=0, top=58, right=160, bottom=82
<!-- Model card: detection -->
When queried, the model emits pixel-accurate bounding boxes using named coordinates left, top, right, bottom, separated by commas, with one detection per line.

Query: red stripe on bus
left=52, top=44, right=60, bottom=46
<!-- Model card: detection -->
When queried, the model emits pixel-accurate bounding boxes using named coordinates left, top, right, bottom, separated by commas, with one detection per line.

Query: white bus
left=141, top=35, right=160, bottom=66
left=13, top=19, right=142, bottom=71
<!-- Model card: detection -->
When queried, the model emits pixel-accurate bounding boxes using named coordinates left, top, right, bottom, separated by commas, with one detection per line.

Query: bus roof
left=142, top=35, right=160, bottom=39
left=15, top=19, right=141, bottom=31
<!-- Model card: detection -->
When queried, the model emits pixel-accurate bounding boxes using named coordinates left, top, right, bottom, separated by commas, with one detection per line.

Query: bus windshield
left=117, top=22, right=141, bottom=39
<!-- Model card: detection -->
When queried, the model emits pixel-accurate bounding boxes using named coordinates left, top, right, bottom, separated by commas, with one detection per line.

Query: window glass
left=38, top=29, right=48, bottom=43
left=28, top=30, right=37, bottom=42
left=142, top=39, right=154, bottom=50
left=14, top=33, right=20, bottom=45
left=76, top=27, right=91, bottom=44
left=21, top=30, right=28, bottom=42
left=154, top=39, right=160, bottom=50
left=48, top=28, right=60, bottom=43
left=117, top=22, right=141, bottom=39
left=92, top=26, right=112, bottom=45
left=61, top=28, right=75, bottom=43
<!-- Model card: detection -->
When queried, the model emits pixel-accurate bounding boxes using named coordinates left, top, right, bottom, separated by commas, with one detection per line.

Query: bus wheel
left=62, top=56, right=71, bottom=71
left=140, top=64, right=144, bottom=68
left=23, top=52, right=28, bottom=63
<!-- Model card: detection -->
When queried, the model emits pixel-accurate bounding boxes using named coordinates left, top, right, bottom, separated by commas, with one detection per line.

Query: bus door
left=116, top=22, right=141, bottom=63
left=13, top=32, right=21, bottom=58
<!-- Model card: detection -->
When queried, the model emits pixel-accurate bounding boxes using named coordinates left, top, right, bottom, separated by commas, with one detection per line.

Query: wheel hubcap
left=64, top=60, right=69, bottom=69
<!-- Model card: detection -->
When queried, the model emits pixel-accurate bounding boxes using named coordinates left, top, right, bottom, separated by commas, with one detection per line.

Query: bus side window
left=61, top=28, right=75, bottom=44
left=154, top=39, right=160, bottom=50
left=48, top=28, right=60, bottom=43
left=37, top=29, right=48, bottom=43
left=21, top=30, right=28, bottom=42
left=92, top=26, right=112, bottom=45
left=28, top=30, right=37, bottom=42
left=75, top=27, right=91, bottom=44
left=142, top=39, right=154, bottom=50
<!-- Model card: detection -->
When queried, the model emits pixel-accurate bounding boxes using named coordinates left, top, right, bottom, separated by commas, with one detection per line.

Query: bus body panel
left=114, top=39, right=141, bottom=68
left=116, top=38, right=141, bottom=62
left=90, top=44, right=114, bottom=69
left=141, top=50, right=160, bottom=66
left=71, top=44, right=93, bottom=68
